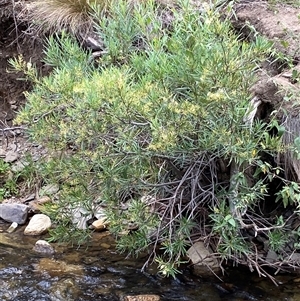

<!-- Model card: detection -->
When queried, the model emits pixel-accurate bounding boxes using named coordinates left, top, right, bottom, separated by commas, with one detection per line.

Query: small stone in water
left=33, top=240, right=55, bottom=254
left=7, top=222, right=18, bottom=233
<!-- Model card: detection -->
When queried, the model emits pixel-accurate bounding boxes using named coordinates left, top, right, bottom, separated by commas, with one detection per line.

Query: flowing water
left=1, top=225, right=300, bottom=301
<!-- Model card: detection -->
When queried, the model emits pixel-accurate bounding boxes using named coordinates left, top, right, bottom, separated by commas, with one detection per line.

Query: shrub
left=11, top=0, right=300, bottom=279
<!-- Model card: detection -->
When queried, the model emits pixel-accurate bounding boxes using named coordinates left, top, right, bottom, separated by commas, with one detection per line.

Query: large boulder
left=187, top=241, right=220, bottom=277
left=0, top=203, right=29, bottom=224
left=24, top=214, right=51, bottom=235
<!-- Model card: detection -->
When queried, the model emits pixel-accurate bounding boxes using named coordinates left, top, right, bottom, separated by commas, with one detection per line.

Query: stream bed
left=1, top=225, right=300, bottom=301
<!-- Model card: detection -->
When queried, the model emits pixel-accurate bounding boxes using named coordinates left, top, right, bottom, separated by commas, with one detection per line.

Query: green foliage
left=48, top=223, right=92, bottom=245
left=15, top=156, right=40, bottom=189
left=108, top=199, right=159, bottom=256
left=11, top=0, right=296, bottom=277
left=268, top=229, right=288, bottom=253
left=210, top=201, right=250, bottom=258
left=275, top=182, right=300, bottom=208
left=0, top=159, right=17, bottom=200
left=155, top=255, right=184, bottom=278
left=0, top=159, right=9, bottom=174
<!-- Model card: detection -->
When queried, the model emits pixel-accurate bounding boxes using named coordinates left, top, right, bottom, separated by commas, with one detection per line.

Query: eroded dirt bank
left=0, top=5, right=44, bottom=128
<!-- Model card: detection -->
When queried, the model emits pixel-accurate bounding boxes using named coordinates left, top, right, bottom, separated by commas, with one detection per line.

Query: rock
left=290, top=253, right=300, bottom=264
left=93, top=204, right=106, bottom=219
left=123, top=295, right=161, bottom=301
left=24, top=193, right=35, bottom=202
left=0, top=203, right=29, bottom=224
left=6, top=222, right=18, bottom=233
left=266, top=250, right=278, bottom=263
left=33, top=240, right=55, bottom=255
left=28, top=201, right=44, bottom=213
left=39, top=184, right=59, bottom=196
left=0, top=231, right=33, bottom=250
left=11, top=160, right=29, bottom=173
left=24, top=214, right=51, bottom=235
left=4, top=150, right=19, bottom=163
left=36, top=196, right=52, bottom=204
left=35, top=258, right=83, bottom=277
left=49, top=278, right=79, bottom=301
left=72, top=206, right=92, bottom=230
left=90, top=217, right=108, bottom=231
left=187, top=242, right=220, bottom=277
left=28, top=196, right=51, bottom=213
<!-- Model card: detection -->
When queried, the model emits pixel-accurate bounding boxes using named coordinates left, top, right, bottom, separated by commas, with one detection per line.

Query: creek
left=1, top=224, right=300, bottom=301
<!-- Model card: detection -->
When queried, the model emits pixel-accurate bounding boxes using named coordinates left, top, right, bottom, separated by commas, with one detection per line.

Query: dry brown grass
left=21, top=0, right=108, bottom=36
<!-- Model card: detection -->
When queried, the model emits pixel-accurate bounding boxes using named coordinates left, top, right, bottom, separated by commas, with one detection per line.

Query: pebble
left=33, top=240, right=55, bottom=254
left=6, top=222, right=18, bottom=233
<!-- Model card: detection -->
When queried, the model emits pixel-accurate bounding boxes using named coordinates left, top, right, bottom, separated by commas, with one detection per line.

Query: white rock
left=24, top=214, right=52, bottom=235
left=6, top=222, right=18, bottom=233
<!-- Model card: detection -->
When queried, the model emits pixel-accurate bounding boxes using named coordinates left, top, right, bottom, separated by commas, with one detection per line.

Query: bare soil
left=0, top=18, right=45, bottom=127
left=0, top=7, right=48, bottom=201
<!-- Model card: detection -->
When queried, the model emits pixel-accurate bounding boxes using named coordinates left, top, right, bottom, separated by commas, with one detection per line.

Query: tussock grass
left=23, top=0, right=108, bottom=35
